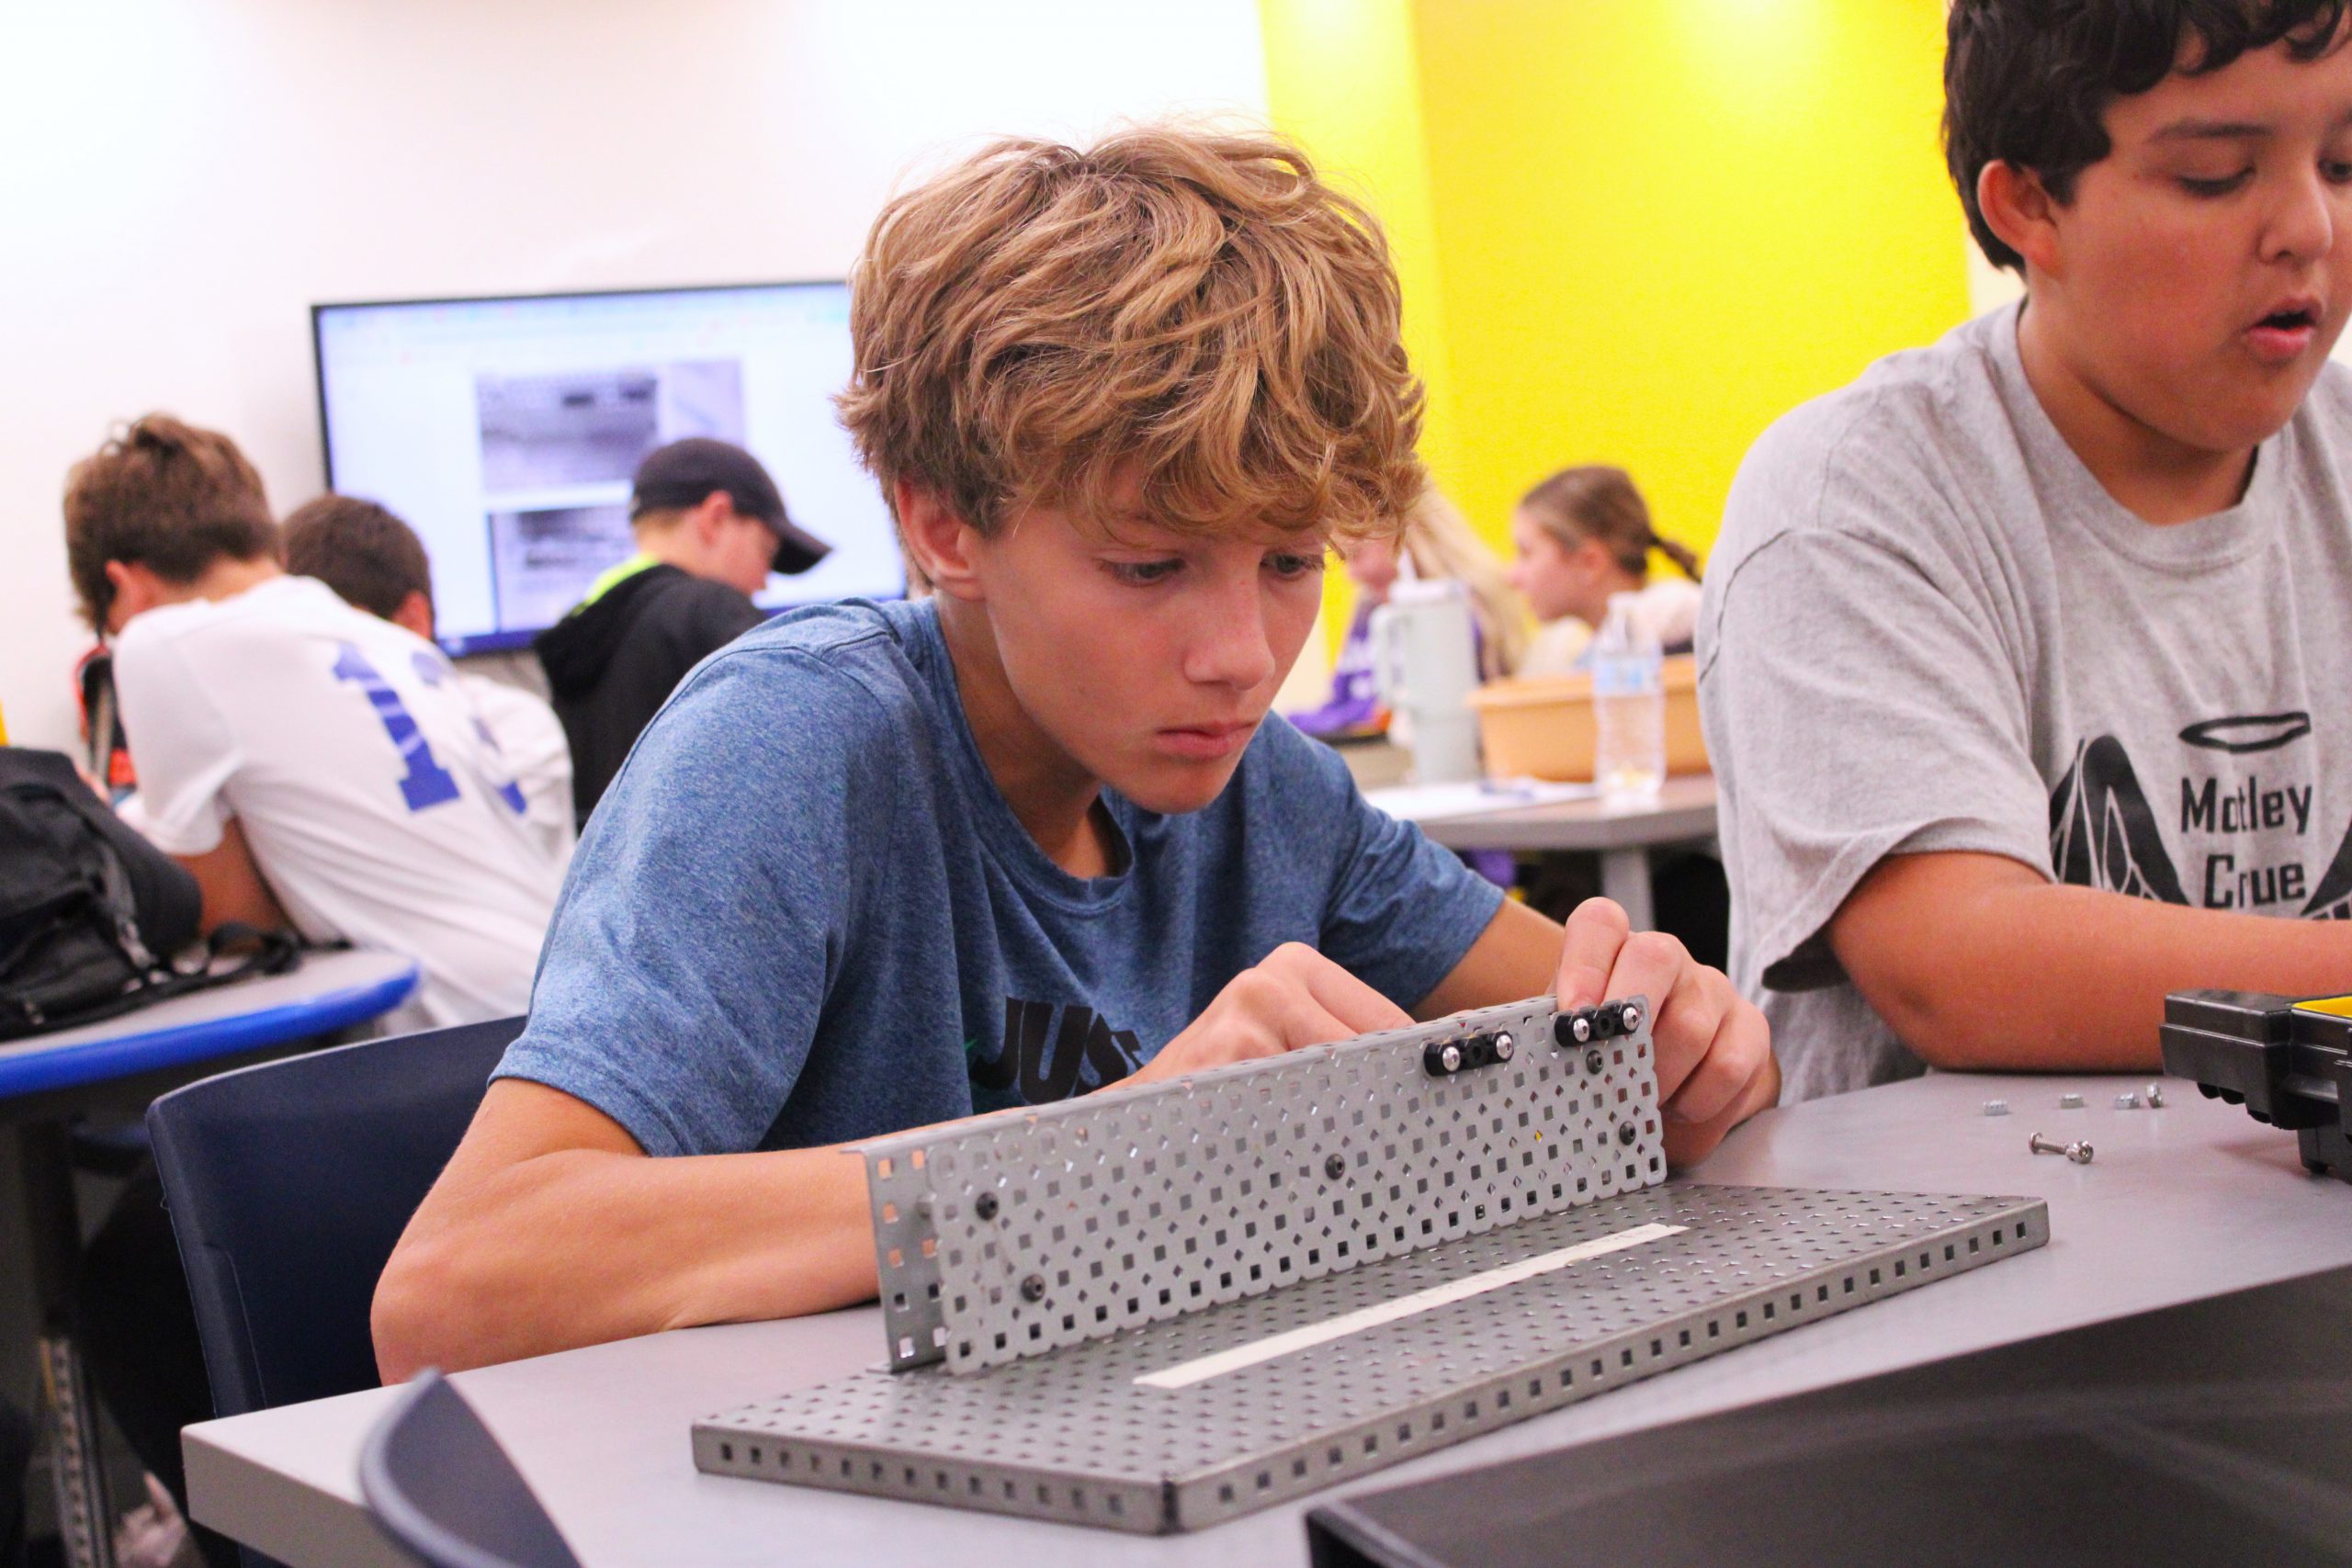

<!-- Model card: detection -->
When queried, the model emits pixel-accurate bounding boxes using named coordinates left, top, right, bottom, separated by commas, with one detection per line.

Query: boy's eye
left=2324, top=158, right=2352, bottom=186
left=1265, top=551, right=1325, bottom=581
left=1105, top=558, right=1182, bottom=586
left=2178, top=170, right=2253, bottom=197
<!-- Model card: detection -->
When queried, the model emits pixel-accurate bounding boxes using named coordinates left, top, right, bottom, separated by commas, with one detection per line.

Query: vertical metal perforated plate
left=698, top=1182, right=2051, bottom=1532
left=864, top=997, right=1664, bottom=1372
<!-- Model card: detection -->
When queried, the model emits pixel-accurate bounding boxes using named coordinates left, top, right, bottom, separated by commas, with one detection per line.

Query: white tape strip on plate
left=1134, top=1222, right=1688, bottom=1390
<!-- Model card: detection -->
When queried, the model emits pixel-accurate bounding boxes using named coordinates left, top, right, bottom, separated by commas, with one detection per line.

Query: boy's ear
left=894, top=479, right=986, bottom=602
left=389, top=590, right=435, bottom=642
left=689, top=491, right=733, bottom=545
left=1977, top=160, right=2064, bottom=278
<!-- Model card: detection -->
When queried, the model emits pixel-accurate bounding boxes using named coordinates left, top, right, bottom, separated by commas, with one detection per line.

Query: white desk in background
left=186, top=1066, right=2352, bottom=1568
left=1374, top=774, right=1719, bottom=930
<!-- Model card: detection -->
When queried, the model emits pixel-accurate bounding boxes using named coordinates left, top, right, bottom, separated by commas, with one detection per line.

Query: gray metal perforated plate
left=863, top=997, right=1664, bottom=1372
left=698, top=1181, right=2049, bottom=1532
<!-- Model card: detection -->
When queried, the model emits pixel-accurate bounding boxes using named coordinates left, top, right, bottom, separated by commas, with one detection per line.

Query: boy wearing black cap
left=535, top=437, right=831, bottom=822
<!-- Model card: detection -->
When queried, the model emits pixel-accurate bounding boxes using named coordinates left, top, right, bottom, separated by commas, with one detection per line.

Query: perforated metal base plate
left=697, top=1182, right=2048, bottom=1532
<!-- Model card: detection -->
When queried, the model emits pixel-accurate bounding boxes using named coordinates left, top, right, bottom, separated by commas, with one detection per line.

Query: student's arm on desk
left=1831, top=851, right=2352, bottom=1070
left=175, top=818, right=290, bottom=933
left=373, top=947, right=1423, bottom=1381
left=372, top=1080, right=877, bottom=1382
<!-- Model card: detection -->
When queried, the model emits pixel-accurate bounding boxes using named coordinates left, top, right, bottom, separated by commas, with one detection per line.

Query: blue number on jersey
left=332, top=644, right=461, bottom=811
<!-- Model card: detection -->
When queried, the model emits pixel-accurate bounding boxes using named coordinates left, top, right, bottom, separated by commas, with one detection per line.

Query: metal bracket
left=861, top=995, right=1663, bottom=1373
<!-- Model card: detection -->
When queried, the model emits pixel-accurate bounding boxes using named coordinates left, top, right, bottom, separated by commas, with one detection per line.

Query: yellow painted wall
left=1262, top=0, right=1971, bottom=581
left=1258, top=0, right=1461, bottom=641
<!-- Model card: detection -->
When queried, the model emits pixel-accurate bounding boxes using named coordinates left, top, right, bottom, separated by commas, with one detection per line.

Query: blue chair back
left=360, top=1371, right=580, bottom=1568
left=145, top=1015, right=523, bottom=1419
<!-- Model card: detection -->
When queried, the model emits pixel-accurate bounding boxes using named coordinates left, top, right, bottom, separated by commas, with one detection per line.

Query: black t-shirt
left=534, top=564, right=763, bottom=824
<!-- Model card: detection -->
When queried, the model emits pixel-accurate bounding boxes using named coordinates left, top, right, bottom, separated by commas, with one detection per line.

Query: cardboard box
left=1467, top=654, right=1709, bottom=782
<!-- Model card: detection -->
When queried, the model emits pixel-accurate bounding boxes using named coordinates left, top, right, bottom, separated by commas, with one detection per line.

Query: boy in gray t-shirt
left=1702, top=0, right=2352, bottom=1100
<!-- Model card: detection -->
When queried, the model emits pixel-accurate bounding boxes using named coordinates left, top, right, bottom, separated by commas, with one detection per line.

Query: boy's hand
left=1555, top=897, right=1777, bottom=1166
left=1128, top=942, right=1414, bottom=1084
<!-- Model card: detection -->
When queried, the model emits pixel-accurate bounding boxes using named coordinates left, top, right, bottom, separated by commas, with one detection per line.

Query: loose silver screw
left=1983, top=1100, right=2010, bottom=1117
left=2029, top=1132, right=2094, bottom=1164
left=2145, top=1083, right=2165, bottom=1109
left=2114, top=1092, right=2140, bottom=1110
left=2058, top=1093, right=2086, bottom=1110
left=1494, top=1032, right=1516, bottom=1062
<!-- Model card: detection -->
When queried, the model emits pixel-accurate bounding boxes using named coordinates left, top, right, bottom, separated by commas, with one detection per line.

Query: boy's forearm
left=1833, top=852, right=2352, bottom=1071
left=373, top=1138, right=876, bottom=1382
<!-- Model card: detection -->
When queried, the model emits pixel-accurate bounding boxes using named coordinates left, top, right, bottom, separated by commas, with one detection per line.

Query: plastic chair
left=359, top=1370, right=580, bottom=1568
left=145, top=1015, right=524, bottom=1420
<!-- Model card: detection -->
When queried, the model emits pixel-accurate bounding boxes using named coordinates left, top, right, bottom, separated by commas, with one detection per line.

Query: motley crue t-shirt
left=493, top=596, right=1505, bottom=1157
left=1698, top=300, right=2352, bottom=1100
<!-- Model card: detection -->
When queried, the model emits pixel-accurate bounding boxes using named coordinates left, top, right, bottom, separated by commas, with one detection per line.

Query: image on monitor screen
left=313, top=282, right=904, bottom=655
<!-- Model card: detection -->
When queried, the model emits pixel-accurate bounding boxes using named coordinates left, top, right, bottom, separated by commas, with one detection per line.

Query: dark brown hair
left=1947, top=0, right=2350, bottom=272
left=62, top=414, right=277, bottom=629
left=282, top=495, right=432, bottom=620
left=837, top=124, right=1426, bottom=546
left=1518, top=466, right=1701, bottom=583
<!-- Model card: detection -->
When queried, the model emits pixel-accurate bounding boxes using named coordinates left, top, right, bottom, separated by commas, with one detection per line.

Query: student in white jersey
left=62, top=415, right=562, bottom=1033
left=1700, top=0, right=2352, bottom=1099
left=281, top=493, right=575, bottom=868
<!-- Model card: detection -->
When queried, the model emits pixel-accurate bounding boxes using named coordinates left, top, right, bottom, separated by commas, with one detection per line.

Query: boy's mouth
left=2246, top=299, right=2322, bottom=362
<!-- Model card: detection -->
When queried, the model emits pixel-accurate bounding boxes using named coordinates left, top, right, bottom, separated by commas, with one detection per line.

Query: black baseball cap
left=629, top=438, right=831, bottom=576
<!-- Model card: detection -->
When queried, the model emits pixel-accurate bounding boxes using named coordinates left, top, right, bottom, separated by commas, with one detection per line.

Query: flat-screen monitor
left=312, top=281, right=904, bottom=655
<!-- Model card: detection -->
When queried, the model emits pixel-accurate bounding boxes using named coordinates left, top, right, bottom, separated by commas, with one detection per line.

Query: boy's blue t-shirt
left=494, top=597, right=1506, bottom=1157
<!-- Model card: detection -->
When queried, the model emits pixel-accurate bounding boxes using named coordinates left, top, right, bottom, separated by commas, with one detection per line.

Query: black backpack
left=0, top=746, right=296, bottom=1040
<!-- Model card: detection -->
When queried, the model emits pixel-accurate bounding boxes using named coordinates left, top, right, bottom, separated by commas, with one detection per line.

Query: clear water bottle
left=1590, top=591, right=1665, bottom=806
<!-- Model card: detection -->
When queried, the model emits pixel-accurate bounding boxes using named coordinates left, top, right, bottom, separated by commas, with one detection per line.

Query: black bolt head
left=1617, top=1122, right=1637, bottom=1145
left=1020, top=1274, right=1046, bottom=1303
left=974, top=1192, right=1000, bottom=1221
left=1586, top=1049, right=1606, bottom=1074
left=1325, top=1154, right=1347, bottom=1180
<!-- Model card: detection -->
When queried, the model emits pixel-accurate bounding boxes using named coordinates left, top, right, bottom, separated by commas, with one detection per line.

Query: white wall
left=0, top=0, right=1268, bottom=750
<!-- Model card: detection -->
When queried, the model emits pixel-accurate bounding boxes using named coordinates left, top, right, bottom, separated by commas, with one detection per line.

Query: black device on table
left=2159, top=988, right=2352, bottom=1181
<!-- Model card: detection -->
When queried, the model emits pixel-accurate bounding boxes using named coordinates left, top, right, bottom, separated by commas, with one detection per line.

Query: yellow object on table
left=1467, top=654, right=1709, bottom=783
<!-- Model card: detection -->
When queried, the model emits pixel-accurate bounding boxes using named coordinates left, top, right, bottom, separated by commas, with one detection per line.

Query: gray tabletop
left=186, top=1066, right=2352, bottom=1567
left=1412, top=773, right=1716, bottom=853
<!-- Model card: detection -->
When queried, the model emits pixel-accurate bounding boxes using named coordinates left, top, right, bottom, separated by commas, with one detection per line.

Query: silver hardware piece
left=2114, top=1092, right=2140, bottom=1111
left=1439, top=1043, right=1464, bottom=1074
left=1568, top=1014, right=1593, bottom=1043
left=1618, top=1002, right=1643, bottom=1033
left=861, top=996, right=1663, bottom=1376
left=705, top=998, right=2046, bottom=1534
left=1982, top=1100, right=2009, bottom=1117
left=2145, top=1083, right=2165, bottom=1109
left=699, top=1185, right=2051, bottom=1533
left=2058, top=1093, right=2086, bottom=1110
left=2029, top=1133, right=2094, bottom=1165
left=1494, top=1032, right=1516, bottom=1063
